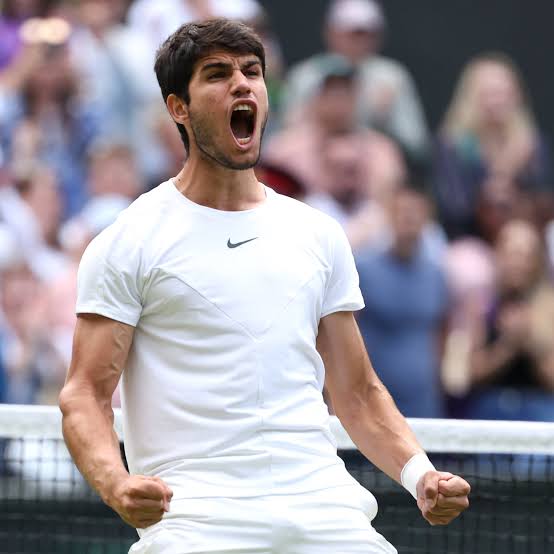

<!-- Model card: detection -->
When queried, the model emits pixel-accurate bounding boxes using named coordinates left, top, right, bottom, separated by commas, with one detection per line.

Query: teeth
left=237, top=137, right=252, bottom=144
left=233, top=104, right=253, bottom=112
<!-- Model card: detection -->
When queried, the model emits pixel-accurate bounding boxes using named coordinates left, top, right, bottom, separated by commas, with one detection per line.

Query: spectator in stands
left=0, top=160, right=130, bottom=406
left=461, top=220, right=554, bottom=421
left=281, top=0, right=429, bottom=163
left=128, top=0, right=263, bottom=60
left=68, top=0, right=164, bottom=182
left=434, top=52, right=552, bottom=240
left=264, top=54, right=405, bottom=250
left=11, top=166, right=68, bottom=283
left=0, top=0, right=46, bottom=71
left=441, top=238, right=496, bottom=400
left=86, top=142, right=144, bottom=200
left=356, top=187, right=449, bottom=417
left=0, top=20, right=100, bottom=216
left=0, top=252, right=63, bottom=405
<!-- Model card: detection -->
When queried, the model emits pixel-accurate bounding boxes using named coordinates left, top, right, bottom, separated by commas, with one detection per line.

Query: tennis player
left=59, top=18, right=470, bottom=554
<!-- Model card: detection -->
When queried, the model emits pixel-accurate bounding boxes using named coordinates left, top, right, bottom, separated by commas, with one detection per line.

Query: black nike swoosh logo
left=227, top=237, right=258, bottom=249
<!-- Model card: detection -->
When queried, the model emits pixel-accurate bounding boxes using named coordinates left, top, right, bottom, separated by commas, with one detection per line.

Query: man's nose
left=231, top=70, right=251, bottom=95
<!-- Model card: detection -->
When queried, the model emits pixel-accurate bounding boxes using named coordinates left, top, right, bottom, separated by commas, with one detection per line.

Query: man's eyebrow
left=242, top=59, right=261, bottom=70
left=200, top=62, right=231, bottom=73
left=200, top=59, right=261, bottom=73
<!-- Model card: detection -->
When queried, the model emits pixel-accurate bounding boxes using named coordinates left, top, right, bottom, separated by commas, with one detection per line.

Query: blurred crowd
left=0, top=0, right=552, bottom=422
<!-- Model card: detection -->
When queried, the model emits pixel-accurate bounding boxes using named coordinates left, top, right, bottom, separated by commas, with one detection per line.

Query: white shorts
left=129, top=484, right=397, bottom=554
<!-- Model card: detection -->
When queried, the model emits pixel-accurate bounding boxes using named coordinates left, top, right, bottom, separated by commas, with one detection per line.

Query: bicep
left=64, top=314, right=135, bottom=405
left=317, top=311, right=379, bottom=411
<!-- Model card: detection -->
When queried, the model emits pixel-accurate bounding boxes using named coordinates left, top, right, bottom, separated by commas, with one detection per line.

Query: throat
left=173, top=171, right=265, bottom=211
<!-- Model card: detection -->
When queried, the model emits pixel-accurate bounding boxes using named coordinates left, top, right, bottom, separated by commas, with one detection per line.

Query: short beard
left=189, top=110, right=268, bottom=170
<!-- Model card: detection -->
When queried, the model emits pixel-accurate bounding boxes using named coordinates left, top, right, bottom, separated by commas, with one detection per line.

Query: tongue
left=231, top=112, right=251, bottom=139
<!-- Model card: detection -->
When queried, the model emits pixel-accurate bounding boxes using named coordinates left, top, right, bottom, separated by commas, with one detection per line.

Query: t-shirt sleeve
left=321, top=220, right=365, bottom=317
left=76, top=227, right=143, bottom=327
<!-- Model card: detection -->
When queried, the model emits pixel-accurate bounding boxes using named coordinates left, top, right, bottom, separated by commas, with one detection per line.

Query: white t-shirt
left=77, top=180, right=364, bottom=499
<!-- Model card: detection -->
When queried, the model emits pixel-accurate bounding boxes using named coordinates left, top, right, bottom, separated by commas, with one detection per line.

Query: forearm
left=60, top=389, right=128, bottom=504
left=337, top=379, right=423, bottom=485
left=319, top=312, right=435, bottom=496
left=319, top=311, right=470, bottom=519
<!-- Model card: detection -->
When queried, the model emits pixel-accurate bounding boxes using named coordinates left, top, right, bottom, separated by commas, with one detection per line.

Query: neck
left=173, top=149, right=264, bottom=211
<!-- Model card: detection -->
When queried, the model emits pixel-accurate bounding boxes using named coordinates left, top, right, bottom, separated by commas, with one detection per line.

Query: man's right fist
left=108, top=475, right=173, bottom=529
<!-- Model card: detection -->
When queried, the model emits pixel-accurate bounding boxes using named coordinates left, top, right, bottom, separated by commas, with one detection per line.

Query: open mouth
left=230, top=103, right=256, bottom=145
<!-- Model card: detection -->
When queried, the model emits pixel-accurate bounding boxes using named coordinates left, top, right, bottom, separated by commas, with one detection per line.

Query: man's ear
left=166, top=94, right=189, bottom=125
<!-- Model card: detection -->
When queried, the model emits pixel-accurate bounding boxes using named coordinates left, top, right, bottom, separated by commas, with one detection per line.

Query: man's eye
left=247, top=70, right=260, bottom=77
left=209, top=72, right=225, bottom=80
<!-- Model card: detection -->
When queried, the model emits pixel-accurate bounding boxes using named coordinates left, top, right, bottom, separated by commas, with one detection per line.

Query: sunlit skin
left=166, top=51, right=269, bottom=211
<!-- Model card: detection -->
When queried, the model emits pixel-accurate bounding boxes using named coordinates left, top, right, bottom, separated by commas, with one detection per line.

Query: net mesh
left=1, top=405, right=553, bottom=554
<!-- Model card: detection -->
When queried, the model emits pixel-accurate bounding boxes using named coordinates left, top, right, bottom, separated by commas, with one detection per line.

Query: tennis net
left=1, top=404, right=553, bottom=554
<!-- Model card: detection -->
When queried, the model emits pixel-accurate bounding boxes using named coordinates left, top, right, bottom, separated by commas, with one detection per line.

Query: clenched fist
left=416, top=471, right=470, bottom=526
left=108, top=474, right=173, bottom=529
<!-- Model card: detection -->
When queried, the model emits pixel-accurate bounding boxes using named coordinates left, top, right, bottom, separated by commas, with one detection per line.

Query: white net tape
left=2, top=403, right=554, bottom=453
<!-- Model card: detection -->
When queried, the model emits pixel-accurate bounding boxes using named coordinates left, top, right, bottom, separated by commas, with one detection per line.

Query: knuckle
left=127, top=483, right=140, bottom=496
left=121, top=497, right=134, bottom=512
left=430, top=509, right=445, bottom=518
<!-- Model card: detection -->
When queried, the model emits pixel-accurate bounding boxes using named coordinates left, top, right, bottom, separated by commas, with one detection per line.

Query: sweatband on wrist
left=401, top=452, right=436, bottom=500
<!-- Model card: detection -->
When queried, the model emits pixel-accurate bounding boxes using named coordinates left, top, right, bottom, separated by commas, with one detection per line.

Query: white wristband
left=400, top=452, right=436, bottom=500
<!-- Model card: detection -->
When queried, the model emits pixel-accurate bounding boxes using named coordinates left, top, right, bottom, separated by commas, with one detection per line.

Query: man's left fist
left=416, top=471, right=471, bottom=526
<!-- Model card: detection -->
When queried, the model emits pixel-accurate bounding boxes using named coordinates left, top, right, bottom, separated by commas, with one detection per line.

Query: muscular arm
left=59, top=314, right=132, bottom=501
left=318, top=311, right=470, bottom=524
left=318, top=311, right=422, bottom=483
left=59, top=314, right=172, bottom=528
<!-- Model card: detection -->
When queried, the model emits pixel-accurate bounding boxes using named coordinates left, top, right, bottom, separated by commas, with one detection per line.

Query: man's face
left=314, top=77, right=357, bottom=132
left=185, top=51, right=268, bottom=170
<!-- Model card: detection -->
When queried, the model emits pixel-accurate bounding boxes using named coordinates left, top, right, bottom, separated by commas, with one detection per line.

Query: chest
left=141, top=225, right=328, bottom=338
